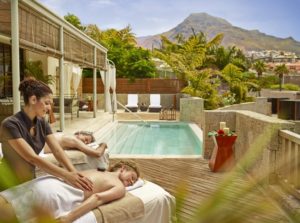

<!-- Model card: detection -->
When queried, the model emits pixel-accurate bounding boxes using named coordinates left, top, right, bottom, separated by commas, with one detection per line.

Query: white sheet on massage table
left=76, top=181, right=176, bottom=223
left=128, top=181, right=176, bottom=223
left=1, top=180, right=175, bottom=223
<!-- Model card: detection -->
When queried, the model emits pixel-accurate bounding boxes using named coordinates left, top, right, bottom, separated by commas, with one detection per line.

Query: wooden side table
left=209, top=135, right=237, bottom=172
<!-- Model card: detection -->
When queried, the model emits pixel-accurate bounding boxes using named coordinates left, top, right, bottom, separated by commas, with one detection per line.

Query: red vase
left=209, top=135, right=237, bottom=172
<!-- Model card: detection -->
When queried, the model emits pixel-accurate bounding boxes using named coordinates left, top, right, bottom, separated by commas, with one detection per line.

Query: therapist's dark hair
left=19, top=77, right=52, bottom=104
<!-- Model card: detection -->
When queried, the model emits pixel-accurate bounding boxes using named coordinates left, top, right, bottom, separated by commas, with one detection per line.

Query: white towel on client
left=87, top=142, right=110, bottom=170
left=0, top=175, right=96, bottom=223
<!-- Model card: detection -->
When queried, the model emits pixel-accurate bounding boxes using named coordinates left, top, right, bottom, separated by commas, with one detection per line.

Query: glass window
left=0, top=43, right=24, bottom=98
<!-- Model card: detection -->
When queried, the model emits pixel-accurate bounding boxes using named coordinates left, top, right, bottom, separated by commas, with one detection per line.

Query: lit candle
left=224, top=127, right=230, bottom=135
left=219, top=122, right=226, bottom=130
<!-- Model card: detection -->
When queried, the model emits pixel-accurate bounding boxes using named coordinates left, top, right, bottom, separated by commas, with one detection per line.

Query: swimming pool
left=101, top=122, right=202, bottom=157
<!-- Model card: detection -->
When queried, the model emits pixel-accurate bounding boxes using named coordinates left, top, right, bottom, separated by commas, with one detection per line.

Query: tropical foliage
left=65, top=14, right=157, bottom=80
left=24, top=61, right=54, bottom=85
left=64, top=13, right=86, bottom=31
left=270, top=83, right=300, bottom=91
left=88, top=24, right=157, bottom=80
left=153, top=31, right=258, bottom=109
left=252, top=60, right=267, bottom=78
left=274, top=64, right=289, bottom=91
left=258, top=75, right=279, bottom=88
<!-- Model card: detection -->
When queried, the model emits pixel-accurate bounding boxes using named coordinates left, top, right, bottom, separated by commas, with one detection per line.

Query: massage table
left=86, top=180, right=176, bottom=223
left=35, top=148, right=176, bottom=222
left=128, top=180, right=177, bottom=223
left=0, top=176, right=176, bottom=223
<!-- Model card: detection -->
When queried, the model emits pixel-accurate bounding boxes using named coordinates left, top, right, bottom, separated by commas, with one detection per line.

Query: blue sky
left=39, top=0, right=300, bottom=41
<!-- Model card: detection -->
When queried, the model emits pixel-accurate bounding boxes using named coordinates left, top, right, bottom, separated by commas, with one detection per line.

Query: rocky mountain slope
left=137, top=13, right=300, bottom=56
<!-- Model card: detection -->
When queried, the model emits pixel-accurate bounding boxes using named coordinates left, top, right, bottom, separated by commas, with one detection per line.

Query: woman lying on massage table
left=0, top=160, right=140, bottom=223
left=43, top=131, right=107, bottom=158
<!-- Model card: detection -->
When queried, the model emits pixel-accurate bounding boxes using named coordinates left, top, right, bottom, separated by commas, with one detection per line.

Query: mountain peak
left=136, top=13, right=300, bottom=56
left=184, top=13, right=232, bottom=26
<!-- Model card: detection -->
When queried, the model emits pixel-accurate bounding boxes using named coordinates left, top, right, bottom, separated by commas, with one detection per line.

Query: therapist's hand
left=64, top=172, right=93, bottom=191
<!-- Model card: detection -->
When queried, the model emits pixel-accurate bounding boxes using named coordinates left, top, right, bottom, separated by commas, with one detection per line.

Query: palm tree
left=181, top=68, right=221, bottom=109
left=221, top=63, right=259, bottom=103
left=118, top=25, right=137, bottom=45
left=274, top=64, right=289, bottom=91
left=154, top=31, right=222, bottom=81
left=252, top=60, right=267, bottom=78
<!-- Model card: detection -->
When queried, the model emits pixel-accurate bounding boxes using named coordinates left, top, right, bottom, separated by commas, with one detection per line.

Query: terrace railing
left=278, top=130, right=300, bottom=199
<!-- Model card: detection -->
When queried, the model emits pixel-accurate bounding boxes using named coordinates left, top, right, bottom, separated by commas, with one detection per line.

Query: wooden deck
left=60, top=110, right=291, bottom=223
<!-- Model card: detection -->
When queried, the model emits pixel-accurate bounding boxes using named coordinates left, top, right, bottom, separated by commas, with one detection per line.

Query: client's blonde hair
left=109, top=160, right=140, bottom=178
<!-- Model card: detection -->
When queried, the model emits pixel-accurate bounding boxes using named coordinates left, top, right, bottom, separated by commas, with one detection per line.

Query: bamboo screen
left=0, top=1, right=106, bottom=69
left=97, top=49, right=106, bottom=70
left=0, top=2, right=11, bottom=35
left=19, top=4, right=60, bottom=56
left=64, top=31, right=94, bottom=67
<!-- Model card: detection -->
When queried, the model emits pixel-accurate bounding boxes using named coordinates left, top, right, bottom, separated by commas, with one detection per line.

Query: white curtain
left=100, top=61, right=117, bottom=113
left=72, top=65, right=82, bottom=96
left=100, top=70, right=112, bottom=112
left=64, top=63, right=73, bottom=96
left=109, top=64, right=117, bottom=112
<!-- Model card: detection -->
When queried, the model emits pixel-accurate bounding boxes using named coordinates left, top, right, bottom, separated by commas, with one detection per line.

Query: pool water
left=102, top=122, right=202, bottom=156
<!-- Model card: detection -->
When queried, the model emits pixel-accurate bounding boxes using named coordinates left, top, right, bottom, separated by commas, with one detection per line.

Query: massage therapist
left=0, top=77, right=93, bottom=191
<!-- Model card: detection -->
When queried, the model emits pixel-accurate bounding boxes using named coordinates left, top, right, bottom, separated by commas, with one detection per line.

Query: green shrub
left=258, top=75, right=279, bottom=88
left=283, top=83, right=300, bottom=91
left=270, top=84, right=300, bottom=91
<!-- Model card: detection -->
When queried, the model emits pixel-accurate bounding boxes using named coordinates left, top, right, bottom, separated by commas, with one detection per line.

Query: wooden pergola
left=0, top=0, right=108, bottom=130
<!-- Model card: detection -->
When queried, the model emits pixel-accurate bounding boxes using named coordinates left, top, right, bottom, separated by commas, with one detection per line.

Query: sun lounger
left=148, top=94, right=162, bottom=112
left=125, top=94, right=138, bottom=112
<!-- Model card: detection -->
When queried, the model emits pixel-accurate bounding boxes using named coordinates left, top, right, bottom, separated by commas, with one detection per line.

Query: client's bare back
left=81, top=170, right=123, bottom=199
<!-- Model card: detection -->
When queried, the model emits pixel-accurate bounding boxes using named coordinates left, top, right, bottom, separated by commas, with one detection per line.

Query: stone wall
left=204, top=110, right=294, bottom=183
left=180, top=97, right=205, bottom=128
left=235, top=111, right=294, bottom=182
left=260, top=89, right=300, bottom=99
left=218, top=97, right=272, bottom=116
left=179, top=96, right=295, bottom=182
